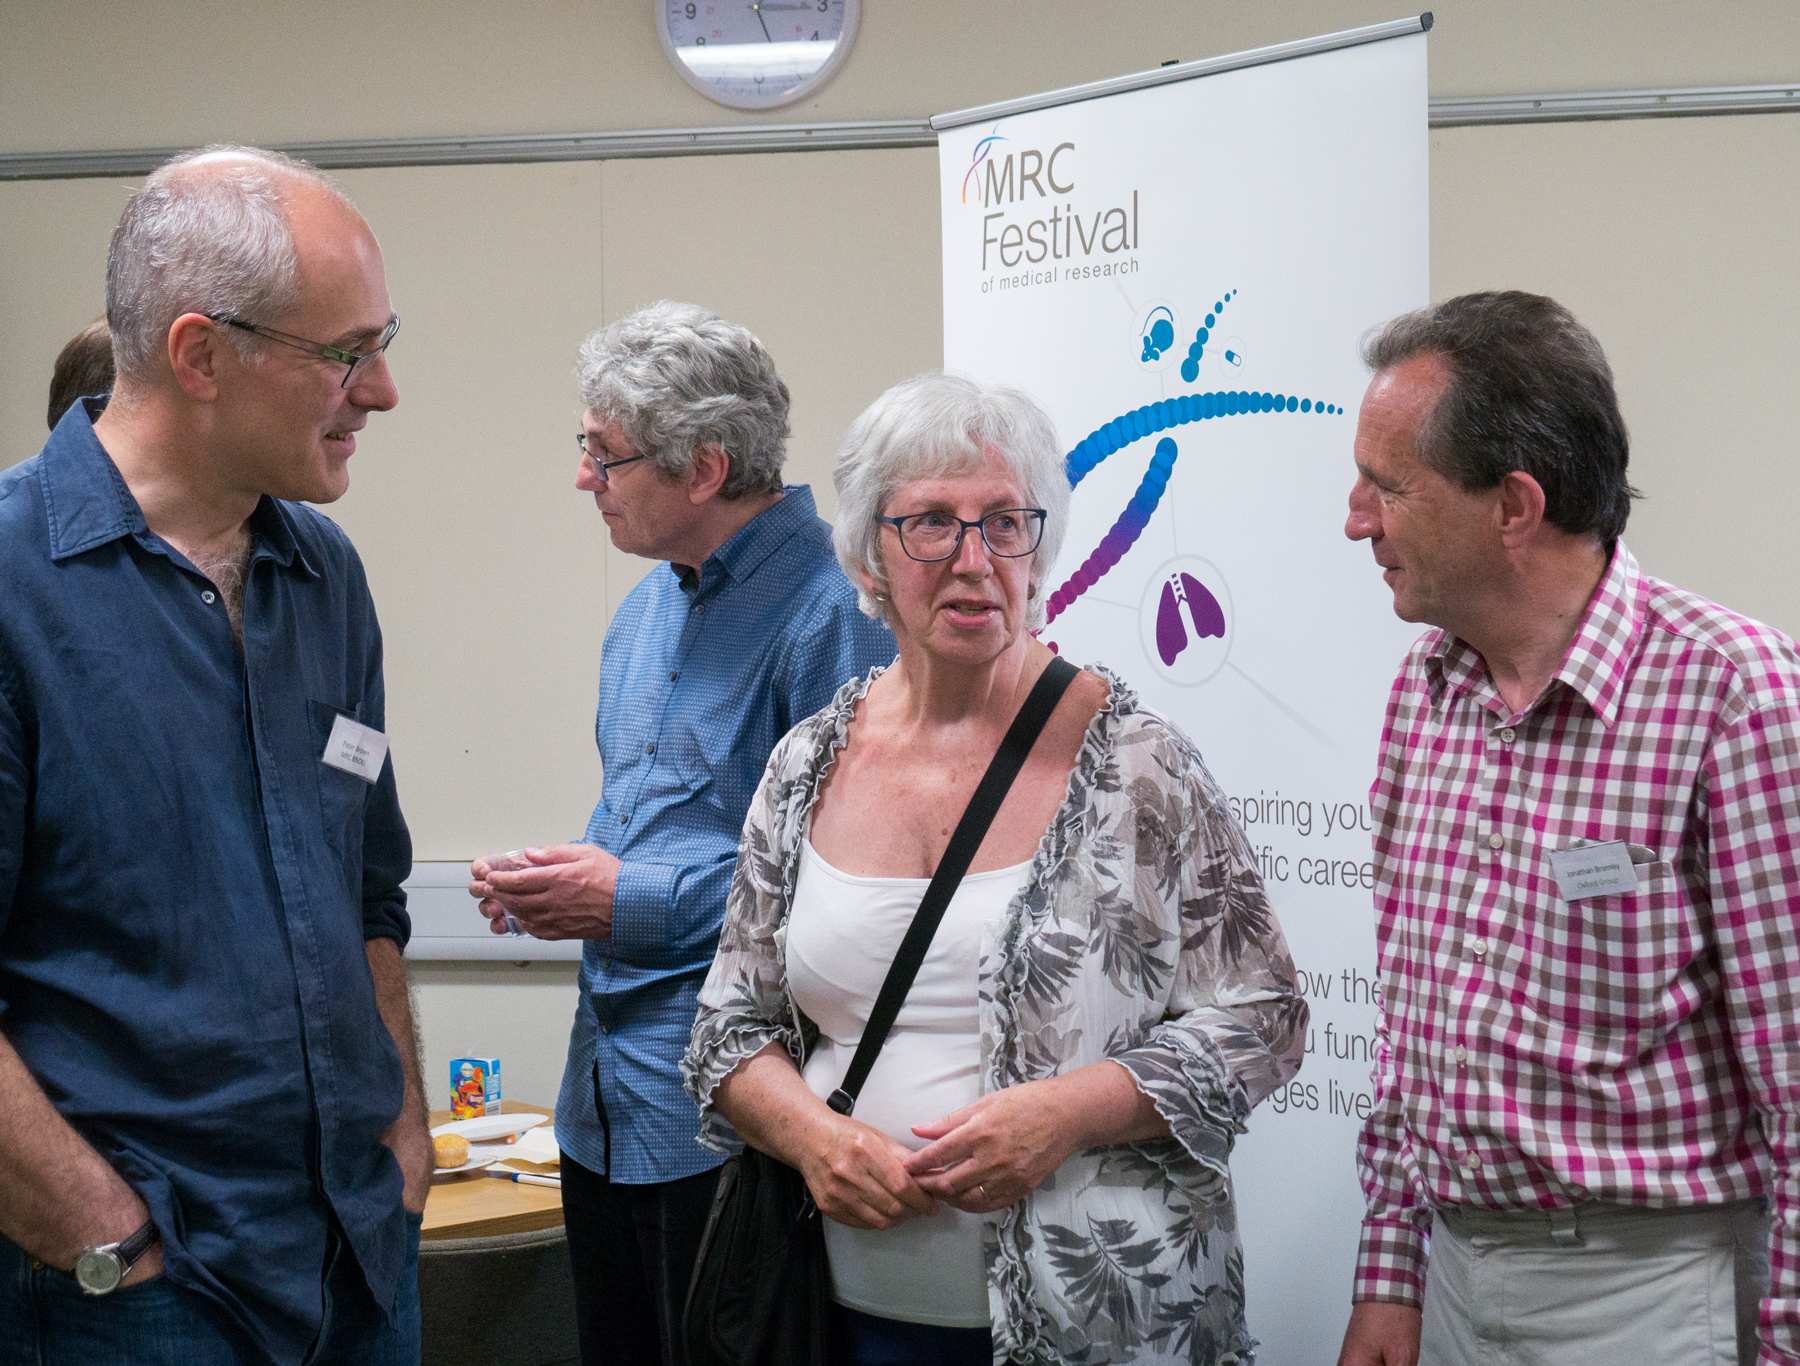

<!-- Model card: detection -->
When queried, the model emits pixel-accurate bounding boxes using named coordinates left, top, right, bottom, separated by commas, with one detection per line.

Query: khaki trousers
left=1419, top=1200, right=1770, bottom=1366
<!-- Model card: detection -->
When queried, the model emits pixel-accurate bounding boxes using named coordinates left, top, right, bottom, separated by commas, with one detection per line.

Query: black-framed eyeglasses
left=575, top=432, right=651, bottom=481
left=209, top=314, right=400, bottom=389
left=876, top=507, right=1047, bottom=562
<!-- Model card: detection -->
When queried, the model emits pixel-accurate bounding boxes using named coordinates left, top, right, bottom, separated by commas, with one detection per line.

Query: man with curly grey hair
left=470, top=301, right=893, bottom=1366
left=0, top=146, right=424, bottom=1364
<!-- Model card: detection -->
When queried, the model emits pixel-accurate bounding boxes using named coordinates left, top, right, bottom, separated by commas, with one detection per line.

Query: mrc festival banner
left=938, top=30, right=1429, bottom=1361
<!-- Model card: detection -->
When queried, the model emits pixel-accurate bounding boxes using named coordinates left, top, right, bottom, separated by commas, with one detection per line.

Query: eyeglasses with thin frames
left=575, top=432, right=651, bottom=481
left=209, top=314, right=400, bottom=389
left=875, top=508, right=1047, bottom=562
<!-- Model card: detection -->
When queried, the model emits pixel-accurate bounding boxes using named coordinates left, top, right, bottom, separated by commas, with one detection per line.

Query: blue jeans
left=0, top=1211, right=423, bottom=1365
left=832, top=1304, right=992, bottom=1366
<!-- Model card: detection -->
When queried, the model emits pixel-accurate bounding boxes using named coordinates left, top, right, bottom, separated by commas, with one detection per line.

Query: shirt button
left=1464, top=1151, right=1481, bottom=1171
left=1472, top=939, right=1488, bottom=956
left=645, top=743, right=655, bottom=754
left=1499, top=727, right=1516, bottom=743
left=620, top=814, right=628, bottom=825
left=1452, top=1045, right=1469, bottom=1063
left=1487, top=833, right=1504, bottom=851
left=693, top=603, right=707, bottom=615
left=669, top=671, right=678, bottom=681
left=600, top=1024, right=611, bottom=1035
left=201, top=590, right=216, bottom=604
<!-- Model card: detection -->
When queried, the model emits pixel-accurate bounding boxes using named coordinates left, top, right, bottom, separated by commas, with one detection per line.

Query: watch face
left=657, top=0, right=859, bottom=110
left=75, top=1248, right=124, bottom=1295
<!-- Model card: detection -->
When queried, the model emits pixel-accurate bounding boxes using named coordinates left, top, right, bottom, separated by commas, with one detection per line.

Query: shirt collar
left=249, top=497, right=319, bottom=578
left=1424, top=540, right=1643, bottom=728
left=671, top=484, right=816, bottom=598
left=41, top=397, right=149, bottom=563
left=1544, top=540, right=1642, bottom=727
left=40, top=398, right=317, bottom=578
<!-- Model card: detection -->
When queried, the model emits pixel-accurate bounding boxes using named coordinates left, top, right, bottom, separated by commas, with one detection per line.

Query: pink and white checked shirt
left=1354, top=545, right=1800, bottom=1361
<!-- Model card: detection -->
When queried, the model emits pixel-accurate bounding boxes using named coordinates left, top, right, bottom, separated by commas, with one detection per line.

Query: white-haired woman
left=682, top=372, right=1307, bottom=1366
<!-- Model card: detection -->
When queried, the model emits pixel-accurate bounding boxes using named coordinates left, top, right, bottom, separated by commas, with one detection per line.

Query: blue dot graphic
left=1083, top=286, right=1351, bottom=630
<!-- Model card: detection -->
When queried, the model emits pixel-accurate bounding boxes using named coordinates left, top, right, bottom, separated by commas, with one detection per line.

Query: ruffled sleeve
left=1110, top=720, right=1309, bottom=1186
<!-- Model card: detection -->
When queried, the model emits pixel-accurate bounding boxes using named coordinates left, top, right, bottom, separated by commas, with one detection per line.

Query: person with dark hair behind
left=46, top=315, right=114, bottom=430
left=1337, top=291, right=1800, bottom=1366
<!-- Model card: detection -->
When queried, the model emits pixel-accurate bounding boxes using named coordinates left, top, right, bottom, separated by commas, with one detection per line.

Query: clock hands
left=749, top=1, right=773, bottom=42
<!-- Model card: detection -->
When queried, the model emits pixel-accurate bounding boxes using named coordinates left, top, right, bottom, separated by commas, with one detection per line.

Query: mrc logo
left=960, top=127, right=1075, bottom=206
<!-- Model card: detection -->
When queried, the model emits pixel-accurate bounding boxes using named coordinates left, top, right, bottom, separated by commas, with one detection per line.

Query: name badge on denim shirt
left=1548, top=840, right=1639, bottom=900
left=321, top=713, right=389, bottom=784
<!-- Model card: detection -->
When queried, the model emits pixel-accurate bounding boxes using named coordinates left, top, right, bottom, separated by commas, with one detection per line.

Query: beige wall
left=1432, top=112, right=1800, bottom=633
left=3, top=1, right=1796, bottom=1131
left=3, top=0, right=1797, bottom=152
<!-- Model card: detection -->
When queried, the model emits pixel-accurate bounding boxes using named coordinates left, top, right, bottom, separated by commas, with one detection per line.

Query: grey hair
left=577, top=301, right=789, bottom=500
left=1362, top=290, right=1638, bottom=543
left=107, top=145, right=350, bottom=385
left=833, top=372, right=1070, bottom=630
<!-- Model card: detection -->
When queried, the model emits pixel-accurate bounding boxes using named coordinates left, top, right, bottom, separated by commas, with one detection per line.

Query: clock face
left=657, top=0, right=859, bottom=110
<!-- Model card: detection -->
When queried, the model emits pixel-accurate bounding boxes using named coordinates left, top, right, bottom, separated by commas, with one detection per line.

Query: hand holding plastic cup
left=479, top=850, right=531, bottom=937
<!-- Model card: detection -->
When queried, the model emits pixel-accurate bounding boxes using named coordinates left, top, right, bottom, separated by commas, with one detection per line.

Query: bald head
left=106, top=145, right=363, bottom=389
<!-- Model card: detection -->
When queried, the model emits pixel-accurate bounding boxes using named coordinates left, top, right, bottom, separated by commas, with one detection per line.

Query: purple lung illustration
left=1156, top=572, right=1226, bottom=665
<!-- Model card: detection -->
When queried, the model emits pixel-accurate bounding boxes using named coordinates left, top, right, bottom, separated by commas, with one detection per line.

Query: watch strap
left=114, top=1218, right=159, bottom=1268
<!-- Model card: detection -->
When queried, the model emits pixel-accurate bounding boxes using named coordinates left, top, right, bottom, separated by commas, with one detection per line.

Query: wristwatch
left=74, top=1219, right=160, bottom=1295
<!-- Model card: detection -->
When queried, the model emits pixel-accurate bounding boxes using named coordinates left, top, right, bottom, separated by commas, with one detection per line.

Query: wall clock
left=656, top=0, right=860, bottom=110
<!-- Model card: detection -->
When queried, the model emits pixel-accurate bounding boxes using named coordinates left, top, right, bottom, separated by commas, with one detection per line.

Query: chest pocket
left=1529, top=861, right=1696, bottom=1038
left=308, top=698, right=369, bottom=864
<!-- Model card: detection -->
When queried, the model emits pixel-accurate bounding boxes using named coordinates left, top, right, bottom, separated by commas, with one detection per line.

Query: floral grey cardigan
left=680, top=666, right=1308, bottom=1366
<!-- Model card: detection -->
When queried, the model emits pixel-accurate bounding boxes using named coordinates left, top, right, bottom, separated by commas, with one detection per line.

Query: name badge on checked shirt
left=321, top=713, right=390, bottom=785
left=1548, top=840, right=1639, bottom=901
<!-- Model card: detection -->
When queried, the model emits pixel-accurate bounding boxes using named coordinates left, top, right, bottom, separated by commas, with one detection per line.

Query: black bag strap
left=825, top=655, right=1079, bottom=1115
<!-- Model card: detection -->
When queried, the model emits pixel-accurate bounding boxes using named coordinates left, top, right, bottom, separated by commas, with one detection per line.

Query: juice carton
left=450, top=1055, right=502, bottom=1119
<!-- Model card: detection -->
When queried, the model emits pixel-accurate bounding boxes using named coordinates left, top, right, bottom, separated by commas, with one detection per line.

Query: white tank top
left=786, top=837, right=1031, bottom=1328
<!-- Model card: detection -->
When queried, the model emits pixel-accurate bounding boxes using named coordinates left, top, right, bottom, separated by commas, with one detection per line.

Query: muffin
left=433, top=1133, right=470, bottom=1169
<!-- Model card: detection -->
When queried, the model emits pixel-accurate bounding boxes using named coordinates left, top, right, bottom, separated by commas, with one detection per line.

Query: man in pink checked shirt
left=1336, top=291, right=1800, bottom=1366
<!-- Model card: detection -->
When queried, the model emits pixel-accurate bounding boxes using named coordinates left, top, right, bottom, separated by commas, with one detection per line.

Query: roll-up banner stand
left=935, top=18, right=1431, bottom=1360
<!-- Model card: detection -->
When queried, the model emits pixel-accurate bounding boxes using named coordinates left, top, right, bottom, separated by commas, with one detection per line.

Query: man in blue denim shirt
left=472, top=303, right=893, bottom=1366
left=0, top=148, right=429, bottom=1365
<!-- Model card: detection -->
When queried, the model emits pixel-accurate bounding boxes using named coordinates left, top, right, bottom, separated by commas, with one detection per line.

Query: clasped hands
left=468, top=844, right=621, bottom=940
left=801, top=1082, right=1072, bottom=1231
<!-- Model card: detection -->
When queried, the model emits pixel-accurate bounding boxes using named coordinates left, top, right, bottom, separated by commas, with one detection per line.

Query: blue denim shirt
left=555, top=485, right=893, bottom=1183
left=0, top=403, right=414, bottom=1365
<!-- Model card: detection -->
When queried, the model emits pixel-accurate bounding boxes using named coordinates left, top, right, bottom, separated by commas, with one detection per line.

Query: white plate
left=429, top=1114, right=548, bottom=1143
left=429, top=1153, right=502, bottom=1180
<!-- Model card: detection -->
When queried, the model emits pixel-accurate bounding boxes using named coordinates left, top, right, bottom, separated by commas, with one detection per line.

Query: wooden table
left=422, top=1101, right=562, bottom=1242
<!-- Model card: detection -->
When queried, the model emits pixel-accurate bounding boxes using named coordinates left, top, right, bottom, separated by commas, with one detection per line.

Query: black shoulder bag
left=683, top=656, right=1079, bottom=1366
